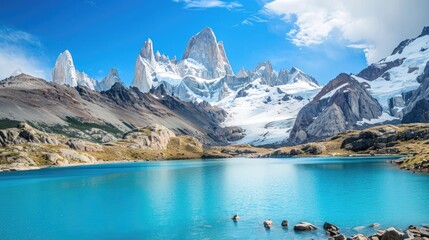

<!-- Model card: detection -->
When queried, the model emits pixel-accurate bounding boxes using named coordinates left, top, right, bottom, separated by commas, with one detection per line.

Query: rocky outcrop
left=0, top=123, right=60, bottom=147
left=357, top=58, right=405, bottom=81
left=52, top=50, right=96, bottom=90
left=402, top=75, right=429, bottom=123
left=123, top=124, right=176, bottom=150
left=0, top=123, right=205, bottom=171
left=289, top=73, right=383, bottom=144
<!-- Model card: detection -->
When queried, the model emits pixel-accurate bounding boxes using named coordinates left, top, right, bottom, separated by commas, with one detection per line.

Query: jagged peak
left=290, top=67, right=302, bottom=73
left=139, top=38, right=155, bottom=65
left=419, top=26, right=429, bottom=37
left=236, top=67, right=248, bottom=78
left=109, top=68, right=119, bottom=76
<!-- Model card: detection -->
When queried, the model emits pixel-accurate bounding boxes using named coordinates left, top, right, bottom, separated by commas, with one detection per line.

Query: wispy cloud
left=263, top=0, right=429, bottom=64
left=0, top=26, right=49, bottom=80
left=241, top=13, right=269, bottom=26
left=173, top=0, right=242, bottom=10
left=84, top=0, right=96, bottom=7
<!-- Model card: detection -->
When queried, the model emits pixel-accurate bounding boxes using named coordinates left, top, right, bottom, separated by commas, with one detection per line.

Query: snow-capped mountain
left=49, top=27, right=322, bottom=146
left=215, top=79, right=320, bottom=146
left=180, top=27, right=233, bottom=79
left=353, top=26, right=429, bottom=113
left=96, top=68, right=122, bottom=91
left=287, top=26, right=429, bottom=144
left=52, top=50, right=97, bottom=90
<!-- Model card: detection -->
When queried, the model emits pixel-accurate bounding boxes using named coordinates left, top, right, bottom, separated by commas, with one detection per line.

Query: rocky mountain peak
left=140, top=38, right=156, bottom=66
left=181, top=27, right=233, bottom=79
left=96, top=68, right=122, bottom=91
left=236, top=67, right=248, bottom=78
left=419, top=26, right=429, bottom=37
left=52, top=50, right=78, bottom=87
left=51, top=50, right=96, bottom=90
left=289, top=73, right=382, bottom=144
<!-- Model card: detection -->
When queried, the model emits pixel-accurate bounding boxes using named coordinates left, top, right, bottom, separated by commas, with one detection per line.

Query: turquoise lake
left=0, top=157, right=428, bottom=239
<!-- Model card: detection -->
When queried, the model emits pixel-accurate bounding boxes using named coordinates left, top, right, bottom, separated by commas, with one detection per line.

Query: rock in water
left=231, top=214, right=239, bottom=222
left=281, top=220, right=288, bottom=228
left=293, top=222, right=317, bottom=231
left=263, top=219, right=273, bottom=229
left=380, top=227, right=403, bottom=240
left=369, top=223, right=380, bottom=228
left=323, top=222, right=340, bottom=231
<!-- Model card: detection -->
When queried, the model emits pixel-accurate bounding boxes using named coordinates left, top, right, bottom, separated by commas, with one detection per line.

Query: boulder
left=59, top=149, right=96, bottom=164
left=369, top=223, right=381, bottom=228
left=263, top=219, right=273, bottom=229
left=294, top=222, right=317, bottom=231
left=323, top=222, right=340, bottom=231
left=328, top=234, right=346, bottom=240
left=281, top=220, right=288, bottom=227
left=349, top=234, right=369, bottom=240
left=380, top=227, right=403, bottom=240
left=123, top=124, right=176, bottom=150
left=66, top=139, right=102, bottom=152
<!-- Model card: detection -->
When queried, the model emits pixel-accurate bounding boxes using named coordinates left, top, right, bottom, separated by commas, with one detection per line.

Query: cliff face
left=289, top=73, right=383, bottom=144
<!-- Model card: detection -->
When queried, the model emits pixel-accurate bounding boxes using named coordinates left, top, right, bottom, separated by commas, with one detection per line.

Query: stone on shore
left=380, top=227, right=403, bottom=240
left=348, top=234, right=369, bottom=240
left=328, top=233, right=346, bottom=240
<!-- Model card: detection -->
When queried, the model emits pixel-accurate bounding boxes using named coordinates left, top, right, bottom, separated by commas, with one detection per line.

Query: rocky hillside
left=0, top=74, right=240, bottom=146
left=0, top=123, right=203, bottom=171
left=288, top=73, right=383, bottom=144
left=260, top=123, right=429, bottom=173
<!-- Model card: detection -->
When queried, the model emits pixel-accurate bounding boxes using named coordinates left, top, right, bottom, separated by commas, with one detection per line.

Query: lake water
left=0, top=157, right=428, bottom=239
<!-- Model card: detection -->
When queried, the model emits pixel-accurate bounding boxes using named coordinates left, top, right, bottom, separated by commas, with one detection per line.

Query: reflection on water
left=0, top=156, right=428, bottom=239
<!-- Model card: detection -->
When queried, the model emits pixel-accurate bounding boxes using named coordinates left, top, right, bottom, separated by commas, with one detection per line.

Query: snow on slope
left=353, top=33, right=429, bottom=110
left=215, top=79, right=321, bottom=145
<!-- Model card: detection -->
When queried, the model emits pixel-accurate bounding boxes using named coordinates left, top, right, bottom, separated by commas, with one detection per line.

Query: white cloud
left=263, top=0, right=429, bottom=64
left=0, top=27, right=49, bottom=80
left=173, top=0, right=242, bottom=10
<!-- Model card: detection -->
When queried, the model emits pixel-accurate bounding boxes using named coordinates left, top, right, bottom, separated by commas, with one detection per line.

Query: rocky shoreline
left=232, top=216, right=429, bottom=240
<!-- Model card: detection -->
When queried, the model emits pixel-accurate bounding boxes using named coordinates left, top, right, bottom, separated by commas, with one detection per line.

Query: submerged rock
left=369, top=223, right=381, bottom=228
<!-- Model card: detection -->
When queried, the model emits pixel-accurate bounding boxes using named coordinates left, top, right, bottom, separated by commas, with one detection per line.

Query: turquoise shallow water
left=0, top=157, right=428, bottom=239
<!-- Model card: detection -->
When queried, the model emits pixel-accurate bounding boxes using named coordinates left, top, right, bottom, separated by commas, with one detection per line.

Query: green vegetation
left=65, top=117, right=122, bottom=136
left=0, top=119, right=21, bottom=129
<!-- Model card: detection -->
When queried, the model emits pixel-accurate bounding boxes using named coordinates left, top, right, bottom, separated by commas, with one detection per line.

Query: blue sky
left=0, top=0, right=428, bottom=85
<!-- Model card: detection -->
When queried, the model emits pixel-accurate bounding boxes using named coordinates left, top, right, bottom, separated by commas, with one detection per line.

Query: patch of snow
left=356, top=112, right=399, bottom=126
